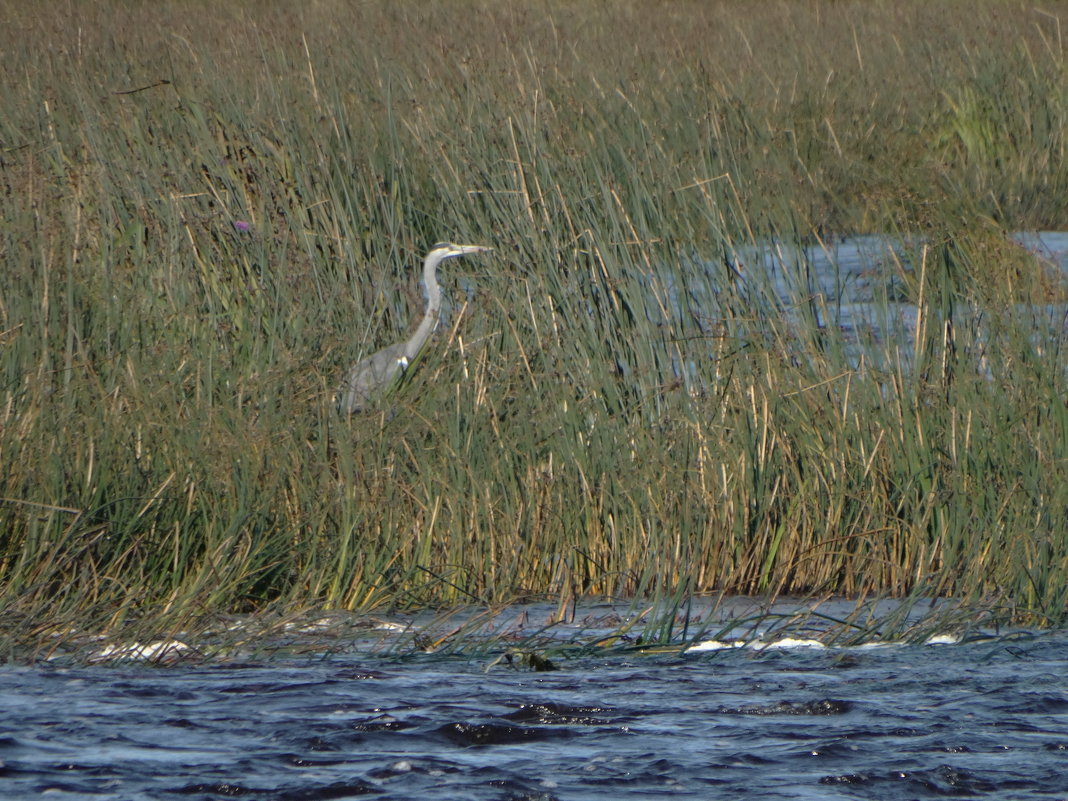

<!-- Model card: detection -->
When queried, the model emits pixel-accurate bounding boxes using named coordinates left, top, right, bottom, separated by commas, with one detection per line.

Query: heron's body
left=337, top=242, right=491, bottom=414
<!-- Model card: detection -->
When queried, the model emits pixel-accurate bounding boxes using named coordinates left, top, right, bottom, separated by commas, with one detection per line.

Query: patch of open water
left=2, top=604, right=1065, bottom=800
left=654, top=231, right=1068, bottom=387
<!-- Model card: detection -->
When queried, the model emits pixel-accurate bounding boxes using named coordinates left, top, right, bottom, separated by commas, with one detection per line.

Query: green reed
left=2, top=0, right=1068, bottom=658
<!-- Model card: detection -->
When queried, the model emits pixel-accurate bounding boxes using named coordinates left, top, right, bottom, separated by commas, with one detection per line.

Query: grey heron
left=337, top=241, right=492, bottom=414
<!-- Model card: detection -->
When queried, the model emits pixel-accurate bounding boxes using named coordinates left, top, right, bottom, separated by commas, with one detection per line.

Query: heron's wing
left=338, top=342, right=409, bottom=414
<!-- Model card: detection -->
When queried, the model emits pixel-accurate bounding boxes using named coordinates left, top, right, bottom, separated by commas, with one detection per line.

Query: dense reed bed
left=3, top=0, right=1068, bottom=657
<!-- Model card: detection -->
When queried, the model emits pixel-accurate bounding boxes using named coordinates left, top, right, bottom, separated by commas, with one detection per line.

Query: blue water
left=649, top=231, right=1068, bottom=390
left=2, top=625, right=1066, bottom=800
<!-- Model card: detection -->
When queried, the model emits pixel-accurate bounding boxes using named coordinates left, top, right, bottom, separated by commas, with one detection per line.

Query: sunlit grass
left=2, top=0, right=1068, bottom=659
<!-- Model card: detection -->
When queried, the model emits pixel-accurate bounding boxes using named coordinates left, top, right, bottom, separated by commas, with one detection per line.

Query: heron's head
left=430, top=242, right=493, bottom=261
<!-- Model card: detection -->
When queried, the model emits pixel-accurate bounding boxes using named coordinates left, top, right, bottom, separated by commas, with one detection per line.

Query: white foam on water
left=924, top=633, right=961, bottom=645
left=757, top=637, right=826, bottom=650
left=688, top=633, right=965, bottom=652
left=687, top=639, right=748, bottom=652
left=90, top=639, right=194, bottom=663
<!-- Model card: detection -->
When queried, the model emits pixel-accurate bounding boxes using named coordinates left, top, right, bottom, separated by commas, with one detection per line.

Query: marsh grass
left=3, top=0, right=1068, bottom=659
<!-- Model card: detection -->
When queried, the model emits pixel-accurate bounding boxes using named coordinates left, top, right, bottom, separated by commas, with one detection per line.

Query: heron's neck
left=404, top=253, right=443, bottom=360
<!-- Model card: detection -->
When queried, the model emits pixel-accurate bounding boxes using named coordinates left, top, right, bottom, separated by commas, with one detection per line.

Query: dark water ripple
left=1, top=634, right=1067, bottom=800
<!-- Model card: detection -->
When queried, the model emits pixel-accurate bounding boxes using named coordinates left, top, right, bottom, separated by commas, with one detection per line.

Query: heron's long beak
left=454, top=244, right=492, bottom=255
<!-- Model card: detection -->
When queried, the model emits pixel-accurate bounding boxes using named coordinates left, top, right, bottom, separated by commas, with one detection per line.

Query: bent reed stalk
left=2, top=0, right=1068, bottom=657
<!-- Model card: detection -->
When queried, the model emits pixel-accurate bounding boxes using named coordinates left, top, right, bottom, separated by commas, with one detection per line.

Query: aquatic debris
left=486, top=649, right=559, bottom=672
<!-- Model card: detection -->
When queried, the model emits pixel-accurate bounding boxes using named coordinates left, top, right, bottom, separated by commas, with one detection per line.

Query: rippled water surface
left=3, top=628, right=1067, bottom=800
